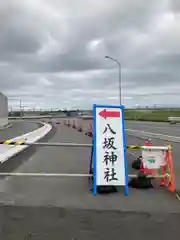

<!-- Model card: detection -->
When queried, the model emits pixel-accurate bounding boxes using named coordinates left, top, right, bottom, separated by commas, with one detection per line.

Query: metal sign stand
left=88, top=138, right=94, bottom=192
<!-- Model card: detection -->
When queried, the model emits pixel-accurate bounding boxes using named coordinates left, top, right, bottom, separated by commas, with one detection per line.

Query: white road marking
left=126, top=129, right=180, bottom=139
left=127, top=124, right=180, bottom=131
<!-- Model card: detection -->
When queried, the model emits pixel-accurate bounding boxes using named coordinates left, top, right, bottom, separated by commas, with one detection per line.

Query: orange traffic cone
left=145, top=138, right=152, bottom=146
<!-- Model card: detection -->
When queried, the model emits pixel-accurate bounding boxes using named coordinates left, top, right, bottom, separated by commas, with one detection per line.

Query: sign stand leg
left=89, top=140, right=93, bottom=176
left=89, top=139, right=95, bottom=194
left=88, top=138, right=97, bottom=196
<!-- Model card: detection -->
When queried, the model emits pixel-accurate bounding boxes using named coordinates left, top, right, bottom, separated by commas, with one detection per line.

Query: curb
left=0, top=122, right=52, bottom=163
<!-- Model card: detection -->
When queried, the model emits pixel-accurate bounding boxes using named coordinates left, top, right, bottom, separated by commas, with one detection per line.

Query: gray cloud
left=0, top=0, right=180, bottom=109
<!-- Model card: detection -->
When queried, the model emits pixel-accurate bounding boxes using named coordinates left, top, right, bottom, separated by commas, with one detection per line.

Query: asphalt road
left=0, top=119, right=179, bottom=239
left=0, top=120, right=41, bottom=140
left=126, top=120, right=180, bottom=137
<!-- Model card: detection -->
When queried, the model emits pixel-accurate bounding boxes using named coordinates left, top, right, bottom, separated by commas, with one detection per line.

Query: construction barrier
left=7, top=115, right=177, bottom=198
left=66, top=120, right=177, bottom=195
left=89, top=142, right=176, bottom=194
left=20, top=119, right=175, bottom=194
left=33, top=121, right=175, bottom=195
left=32, top=110, right=180, bottom=198
left=127, top=144, right=175, bottom=193
left=2, top=137, right=174, bottom=194
left=0, top=136, right=178, bottom=198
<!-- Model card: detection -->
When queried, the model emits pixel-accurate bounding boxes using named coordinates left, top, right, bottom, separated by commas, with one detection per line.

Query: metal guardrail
left=0, top=140, right=169, bottom=150
left=126, top=129, right=180, bottom=143
left=0, top=172, right=167, bottom=179
left=0, top=141, right=92, bottom=147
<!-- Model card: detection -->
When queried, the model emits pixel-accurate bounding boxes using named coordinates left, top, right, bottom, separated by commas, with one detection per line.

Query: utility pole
left=105, top=56, right=122, bottom=106
left=20, top=100, right=22, bottom=118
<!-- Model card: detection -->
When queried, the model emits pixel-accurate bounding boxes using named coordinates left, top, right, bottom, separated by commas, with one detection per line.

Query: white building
left=0, top=92, right=8, bottom=127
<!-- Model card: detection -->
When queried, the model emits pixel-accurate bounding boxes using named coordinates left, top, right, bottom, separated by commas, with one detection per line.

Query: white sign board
left=142, top=150, right=166, bottom=169
left=94, top=105, right=127, bottom=187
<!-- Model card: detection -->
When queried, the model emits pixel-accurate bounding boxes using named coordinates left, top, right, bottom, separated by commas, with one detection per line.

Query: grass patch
left=124, top=109, right=180, bottom=122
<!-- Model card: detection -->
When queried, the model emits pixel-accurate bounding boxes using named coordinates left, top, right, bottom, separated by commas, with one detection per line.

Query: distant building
left=0, top=92, right=8, bottom=127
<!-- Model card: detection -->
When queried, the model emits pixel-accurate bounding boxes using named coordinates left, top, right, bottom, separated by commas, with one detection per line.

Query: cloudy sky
left=1, top=0, right=180, bottom=110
